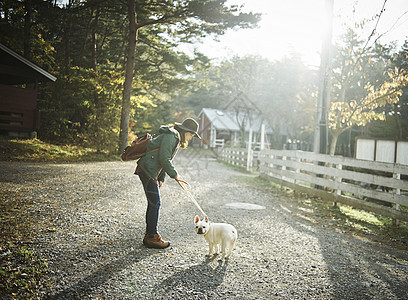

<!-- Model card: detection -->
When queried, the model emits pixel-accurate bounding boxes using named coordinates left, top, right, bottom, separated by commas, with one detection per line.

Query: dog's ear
left=194, top=215, right=200, bottom=223
left=204, top=216, right=208, bottom=222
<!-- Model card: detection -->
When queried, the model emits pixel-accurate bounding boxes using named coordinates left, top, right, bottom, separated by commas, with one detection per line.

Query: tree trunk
left=91, top=9, right=101, bottom=151
left=313, top=0, right=333, bottom=154
left=79, top=8, right=93, bottom=68
left=329, top=127, right=349, bottom=156
left=347, top=127, right=352, bottom=157
left=64, top=0, right=73, bottom=72
left=394, top=103, right=402, bottom=139
left=119, top=0, right=137, bottom=152
left=329, top=131, right=339, bottom=156
left=24, top=0, right=32, bottom=60
left=91, top=9, right=99, bottom=71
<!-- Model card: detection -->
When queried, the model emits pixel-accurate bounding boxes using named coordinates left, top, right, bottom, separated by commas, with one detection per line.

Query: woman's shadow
left=154, top=256, right=229, bottom=298
left=47, top=243, right=153, bottom=299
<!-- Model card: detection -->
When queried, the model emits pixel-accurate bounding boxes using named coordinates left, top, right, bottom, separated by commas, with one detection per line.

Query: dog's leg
left=214, top=244, right=219, bottom=255
left=225, top=240, right=235, bottom=258
left=207, top=242, right=213, bottom=256
left=220, top=242, right=227, bottom=259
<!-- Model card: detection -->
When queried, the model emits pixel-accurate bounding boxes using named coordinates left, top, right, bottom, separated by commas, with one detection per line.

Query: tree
left=313, top=0, right=334, bottom=154
left=0, top=0, right=259, bottom=151
left=177, top=54, right=317, bottom=149
left=117, top=0, right=260, bottom=152
left=327, top=31, right=408, bottom=155
left=381, top=40, right=408, bottom=140
left=119, top=0, right=137, bottom=153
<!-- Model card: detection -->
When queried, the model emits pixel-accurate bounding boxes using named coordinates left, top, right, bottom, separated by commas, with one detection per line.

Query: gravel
left=1, top=149, right=408, bottom=299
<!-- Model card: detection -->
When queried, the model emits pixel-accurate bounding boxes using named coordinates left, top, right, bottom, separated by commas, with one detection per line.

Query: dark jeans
left=138, top=171, right=160, bottom=236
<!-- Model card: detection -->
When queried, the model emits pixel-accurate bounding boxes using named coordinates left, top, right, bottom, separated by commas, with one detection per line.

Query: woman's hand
left=158, top=181, right=163, bottom=188
left=174, top=175, right=189, bottom=187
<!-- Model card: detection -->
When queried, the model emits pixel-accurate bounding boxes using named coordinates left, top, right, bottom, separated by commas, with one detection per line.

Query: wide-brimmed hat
left=175, top=118, right=201, bottom=139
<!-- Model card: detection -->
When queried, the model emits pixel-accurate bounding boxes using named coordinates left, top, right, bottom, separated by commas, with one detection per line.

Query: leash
left=177, top=179, right=207, bottom=217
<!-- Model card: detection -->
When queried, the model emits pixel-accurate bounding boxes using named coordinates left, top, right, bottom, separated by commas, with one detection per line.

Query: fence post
left=393, top=172, right=401, bottom=226
left=260, top=124, right=265, bottom=150
left=294, top=152, right=301, bottom=196
left=247, top=128, right=253, bottom=171
left=270, top=152, right=274, bottom=170
left=295, top=152, right=300, bottom=176
left=210, top=127, right=215, bottom=148
left=281, top=154, right=287, bottom=190
left=334, top=163, right=342, bottom=207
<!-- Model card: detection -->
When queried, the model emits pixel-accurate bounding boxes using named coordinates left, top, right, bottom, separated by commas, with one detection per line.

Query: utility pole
left=313, top=0, right=334, bottom=154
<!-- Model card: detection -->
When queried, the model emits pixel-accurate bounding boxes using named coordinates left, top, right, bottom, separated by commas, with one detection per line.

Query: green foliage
left=38, top=67, right=122, bottom=152
left=1, top=0, right=259, bottom=151
left=0, top=242, right=48, bottom=299
left=327, top=29, right=408, bottom=155
left=2, top=0, right=406, bottom=157
left=135, top=0, right=260, bottom=41
left=0, top=136, right=118, bottom=162
left=0, top=171, right=49, bottom=298
left=178, top=54, right=317, bottom=148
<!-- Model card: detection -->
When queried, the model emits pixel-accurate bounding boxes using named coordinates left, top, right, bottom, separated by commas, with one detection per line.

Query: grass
left=0, top=242, right=48, bottom=298
left=217, top=159, right=255, bottom=174
left=0, top=136, right=119, bottom=162
left=339, top=205, right=385, bottom=227
left=0, top=136, right=119, bottom=298
left=0, top=189, right=48, bottom=299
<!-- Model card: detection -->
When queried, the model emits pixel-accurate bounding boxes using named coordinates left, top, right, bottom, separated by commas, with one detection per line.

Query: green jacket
left=137, top=126, right=180, bottom=181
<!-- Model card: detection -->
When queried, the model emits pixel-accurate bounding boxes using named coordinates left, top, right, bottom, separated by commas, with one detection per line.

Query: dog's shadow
left=155, top=257, right=228, bottom=297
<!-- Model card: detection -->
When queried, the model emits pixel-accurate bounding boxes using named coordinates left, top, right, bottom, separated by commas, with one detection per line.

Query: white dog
left=194, top=215, right=237, bottom=259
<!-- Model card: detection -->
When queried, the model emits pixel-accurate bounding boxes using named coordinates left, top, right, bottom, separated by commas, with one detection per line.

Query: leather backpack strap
left=145, top=148, right=159, bottom=155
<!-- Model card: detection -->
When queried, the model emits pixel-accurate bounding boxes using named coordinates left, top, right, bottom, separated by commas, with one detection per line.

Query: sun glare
left=200, top=0, right=327, bottom=66
left=190, top=0, right=408, bottom=67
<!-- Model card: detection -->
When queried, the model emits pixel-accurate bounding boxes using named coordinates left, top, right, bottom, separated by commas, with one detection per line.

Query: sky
left=181, top=0, right=408, bottom=67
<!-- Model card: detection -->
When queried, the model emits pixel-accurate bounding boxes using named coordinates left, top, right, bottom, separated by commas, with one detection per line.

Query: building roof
left=0, top=43, right=57, bottom=85
left=199, top=108, right=273, bottom=134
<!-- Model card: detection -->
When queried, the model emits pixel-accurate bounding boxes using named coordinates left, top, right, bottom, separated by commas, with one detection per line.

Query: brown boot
left=143, top=234, right=170, bottom=249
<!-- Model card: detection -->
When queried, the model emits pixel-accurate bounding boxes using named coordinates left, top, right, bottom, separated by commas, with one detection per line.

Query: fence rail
left=214, top=139, right=225, bottom=148
left=219, top=148, right=249, bottom=168
left=220, top=148, right=408, bottom=222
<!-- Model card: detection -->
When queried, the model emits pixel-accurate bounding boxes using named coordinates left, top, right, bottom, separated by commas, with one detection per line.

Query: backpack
left=121, top=133, right=159, bottom=161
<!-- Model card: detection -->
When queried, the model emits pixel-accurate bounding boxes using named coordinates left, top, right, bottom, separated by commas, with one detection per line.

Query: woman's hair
left=174, top=124, right=189, bottom=148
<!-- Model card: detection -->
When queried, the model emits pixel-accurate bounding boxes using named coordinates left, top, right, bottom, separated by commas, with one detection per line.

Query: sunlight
left=200, top=0, right=326, bottom=66
left=252, top=0, right=326, bottom=64
left=190, top=0, right=408, bottom=66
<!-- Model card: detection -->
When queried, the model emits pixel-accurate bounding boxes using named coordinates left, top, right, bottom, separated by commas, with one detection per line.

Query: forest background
left=1, top=0, right=407, bottom=157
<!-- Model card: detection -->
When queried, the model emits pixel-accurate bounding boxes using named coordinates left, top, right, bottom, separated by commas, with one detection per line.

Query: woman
left=136, top=118, right=201, bottom=249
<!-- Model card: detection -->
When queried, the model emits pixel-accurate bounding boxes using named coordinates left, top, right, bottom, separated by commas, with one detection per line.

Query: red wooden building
left=0, top=43, right=56, bottom=137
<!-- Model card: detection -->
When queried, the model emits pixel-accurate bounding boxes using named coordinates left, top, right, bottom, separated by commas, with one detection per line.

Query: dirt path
left=1, top=150, right=408, bottom=299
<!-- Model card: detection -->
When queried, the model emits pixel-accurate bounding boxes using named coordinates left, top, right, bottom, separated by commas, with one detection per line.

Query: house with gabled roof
left=198, top=108, right=275, bottom=148
left=0, top=43, right=56, bottom=137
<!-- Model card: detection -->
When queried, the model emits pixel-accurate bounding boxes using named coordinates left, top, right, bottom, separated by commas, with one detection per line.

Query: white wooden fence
left=220, top=148, right=408, bottom=222
left=214, top=139, right=225, bottom=148
left=219, top=148, right=250, bottom=168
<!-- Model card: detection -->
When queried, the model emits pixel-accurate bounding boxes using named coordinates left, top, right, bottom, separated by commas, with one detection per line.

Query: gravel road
left=1, top=149, right=408, bottom=299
